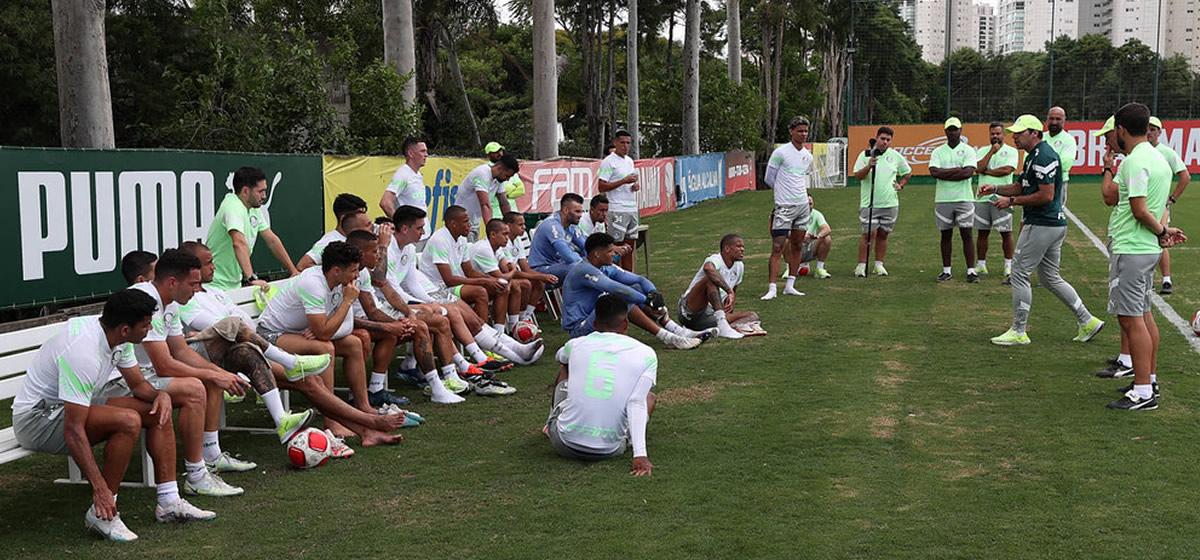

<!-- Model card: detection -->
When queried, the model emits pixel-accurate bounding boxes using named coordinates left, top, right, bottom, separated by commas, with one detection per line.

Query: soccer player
left=974, top=121, right=1020, bottom=284
left=452, top=155, right=519, bottom=240
left=1045, top=107, right=1078, bottom=207
left=296, top=193, right=372, bottom=271
left=679, top=234, right=755, bottom=339
left=1148, top=116, right=1191, bottom=295
left=980, top=115, right=1104, bottom=347
left=562, top=232, right=704, bottom=349
left=12, top=289, right=215, bottom=541
left=206, top=166, right=298, bottom=291
left=547, top=294, right=657, bottom=475
left=929, top=117, right=978, bottom=283
left=852, top=126, right=910, bottom=277
left=419, top=205, right=506, bottom=323
left=380, top=137, right=430, bottom=236
left=1095, top=106, right=1186, bottom=410
left=468, top=219, right=530, bottom=335
left=120, top=250, right=156, bottom=285
left=801, top=196, right=833, bottom=279
left=761, top=116, right=813, bottom=299
left=485, top=142, right=527, bottom=219
left=502, top=211, right=559, bottom=318
left=176, top=242, right=410, bottom=448
left=579, top=193, right=608, bottom=235
left=597, top=130, right=641, bottom=272
left=529, top=193, right=588, bottom=286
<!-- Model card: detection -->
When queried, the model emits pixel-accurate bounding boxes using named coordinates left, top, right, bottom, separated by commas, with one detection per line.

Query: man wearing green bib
left=1147, top=117, right=1191, bottom=295
left=1045, top=107, right=1078, bottom=207
left=979, top=115, right=1104, bottom=347
left=929, top=118, right=978, bottom=282
left=1095, top=106, right=1187, bottom=410
left=974, top=122, right=1020, bottom=284
left=205, top=167, right=298, bottom=291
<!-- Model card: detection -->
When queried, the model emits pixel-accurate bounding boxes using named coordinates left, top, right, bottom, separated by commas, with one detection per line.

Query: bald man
left=1045, top=107, right=1078, bottom=207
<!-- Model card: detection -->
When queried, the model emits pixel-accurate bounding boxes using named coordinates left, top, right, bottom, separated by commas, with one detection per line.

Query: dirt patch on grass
left=882, top=360, right=910, bottom=372
left=832, top=478, right=860, bottom=499
left=658, top=380, right=761, bottom=405
left=945, top=463, right=987, bottom=481
left=876, top=374, right=910, bottom=388
left=986, top=381, right=1024, bottom=391
left=870, top=416, right=897, bottom=438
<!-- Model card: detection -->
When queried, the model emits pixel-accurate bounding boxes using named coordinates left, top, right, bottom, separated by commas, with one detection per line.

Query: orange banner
left=849, top=124, right=1015, bottom=177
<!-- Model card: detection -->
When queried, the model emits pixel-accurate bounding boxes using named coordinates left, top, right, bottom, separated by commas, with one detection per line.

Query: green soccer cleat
left=814, top=268, right=831, bottom=279
left=183, top=470, right=244, bottom=497
left=1073, top=317, right=1105, bottom=342
left=873, top=263, right=889, bottom=276
left=223, top=391, right=244, bottom=404
left=277, top=409, right=315, bottom=443
left=206, top=452, right=257, bottom=473
left=443, top=376, right=470, bottom=394
left=976, top=263, right=989, bottom=275
left=990, top=329, right=1031, bottom=346
left=284, top=354, right=332, bottom=382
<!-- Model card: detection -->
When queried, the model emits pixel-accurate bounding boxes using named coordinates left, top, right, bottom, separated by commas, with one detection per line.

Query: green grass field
left=4, top=180, right=1200, bottom=559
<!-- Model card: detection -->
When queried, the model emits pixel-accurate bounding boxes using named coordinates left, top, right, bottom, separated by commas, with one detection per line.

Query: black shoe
left=936, top=272, right=953, bottom=282
left=1001, top=276, right=1011, bottom=286
left=1096, top=363, right=1135, bottom=378
left=1107, top=392, right=1158, bottom=410
left=1160, top=281, right=1173, bottom=295
left=966, top=272, right=979, bottom=283
left=1116, top=381, right=1160, bottom=399
left=1106, top=356, right=1121, bottom=366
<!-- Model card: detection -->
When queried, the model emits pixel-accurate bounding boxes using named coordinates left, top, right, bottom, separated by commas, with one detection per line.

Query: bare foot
left=361, top=430, right=404, bottom=446
left=375, top=413, right=410, bottom=431
left=323, top=418, right=356, bottom=438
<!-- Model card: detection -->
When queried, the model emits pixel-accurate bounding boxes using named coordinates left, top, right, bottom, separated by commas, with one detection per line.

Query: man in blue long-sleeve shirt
left=562, top=233, right=710, bottom=349
left=530, top=193, right=589, bottom=286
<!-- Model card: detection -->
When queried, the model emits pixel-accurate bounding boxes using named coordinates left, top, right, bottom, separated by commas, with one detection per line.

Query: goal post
left=809, top=137, right=848, bottom=189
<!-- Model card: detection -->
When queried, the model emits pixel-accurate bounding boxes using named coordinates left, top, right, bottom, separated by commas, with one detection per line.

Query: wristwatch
left=1008, top=197, right=1015, bottom=206
left=1169, top=195, right=1178, bottom=204
left=241, top=274, right=259, bottom=286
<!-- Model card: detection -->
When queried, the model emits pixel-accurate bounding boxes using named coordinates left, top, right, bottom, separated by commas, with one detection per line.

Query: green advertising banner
left=2, top=147, right=324, bottom=309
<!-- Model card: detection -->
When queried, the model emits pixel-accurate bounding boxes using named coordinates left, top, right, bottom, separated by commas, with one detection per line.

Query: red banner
left=512, top=159, right=601, bottom=213
left=725, top=150, right=756, bottom=194
left=634, top=157, right=676, bottom=217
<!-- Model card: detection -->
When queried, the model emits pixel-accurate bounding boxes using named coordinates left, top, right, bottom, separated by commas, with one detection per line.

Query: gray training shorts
left=12, top=400, right=69, bottom=455
left=1107, top=253, right=1159, bottom=316
left=860, top=206, right=898, bottom=233
left=935, top=201, right=975, bottom=230
left=607, top=211, right=640, bottom=242
left=546, top=380, right=626, bottom=461
left=92, top=367, right=173, bottom=403
left=771, top=204, right=811, bottom=234
left=974, top=201, right=1014, bottom=232
left=677, top=294, right=719, bottom=331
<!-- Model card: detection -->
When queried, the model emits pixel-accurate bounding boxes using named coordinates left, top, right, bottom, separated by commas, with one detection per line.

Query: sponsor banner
left=512, top=159, right=601, bottom=213
left=675, top=153, right=726, bottom=208
left=634, top=157, right=676, bottom=217
left=725, top=150, right=756, bottom=194
left=3, top=147, right=323, bottom=309
left=850, top=120, right=1200, bottom=176
left=322, top=155, right=484, bottom=230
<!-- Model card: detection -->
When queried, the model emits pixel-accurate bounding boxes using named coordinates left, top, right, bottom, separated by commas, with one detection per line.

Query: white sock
left=1163, top=275, right=1172, bottom=284
left=785, top=276, right=796, bottom=290
left=264, top=345, right=297, bottom=371
left=475, top=325, right=500, bottom=350
left=493, top=323, right=505, bottom=334
left=443, top=365, right=467, bottom=386
left=201, top=431, right=221, bottom=463
left=401, top=354, right=417, bottom=371
left=874, top=261, right=884, bottom=268
left=506, top=314, right=520, bottom=331
left=424, top=370, right=455, bottom=398
left=968, top=267, right=977, bottom=274
left=156, top=481, right=180, bottom=506
left=714, top=309, right=730, bottom=328
left=522, top=305, right=536, bottom=319
left=368, top=372, right=387, bottom=393
left=654, top=329, right=673, bottom=343
left=453, top=353, right=473, bottom=372
left=1134, top=384, right=1153, bottom=399
left=1118, top=353, right=1132, bottom=367
left=260, top=389, right=286, bottom=428
left=465, top=343, right=488, bottom=363
left=817, top=260, right=825, bottom=270
left=977, top=260, right=987, bottom=268
left=766, top=282, right=777, bottom=289
left=1004, top=258, right=1012, bottom=267
left=1150, top=374, right=1157, bottom=383
left=943, top=266, right=952, bottom=274
left=184, top=460, right=207, bottom=483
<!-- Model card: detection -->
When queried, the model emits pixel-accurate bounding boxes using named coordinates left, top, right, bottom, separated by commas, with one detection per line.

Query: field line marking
left=1063, top=207, right=1200, bottom=355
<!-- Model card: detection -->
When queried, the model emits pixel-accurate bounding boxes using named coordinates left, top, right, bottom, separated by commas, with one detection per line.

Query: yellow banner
left=321, top=155, right=486, bottom=231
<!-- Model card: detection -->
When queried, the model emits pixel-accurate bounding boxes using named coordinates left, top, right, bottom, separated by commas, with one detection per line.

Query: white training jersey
left=766, top=142, right=813, bottom=205
left=454, top=163, right=501, bottom=227
left=502, top=237, right=527, bottom=263
left=418, top=227, right=467, bottom=291
left=376, top=238, right=433, bottom=305
left=553, top=331, right=658, bottom=456
left=386, top=163, right=427, bottom=213
left=131, top=282, right=183, bottom=372
left=467, top=238, right=503, bottom=274
left=683, top=254, right=744, bottom=301
left=258, top=267, right=352, bottom=336
left=579, top=212, right=606, bottom=235
left=13, top=317, right=137, bottom=414
left=352, top=267, right=372, bottom=319
left=179, top=288, right=254, bottom=332
left=304, top=230, right=347, bottom=266
left=598, top=153, right=638, bottom=212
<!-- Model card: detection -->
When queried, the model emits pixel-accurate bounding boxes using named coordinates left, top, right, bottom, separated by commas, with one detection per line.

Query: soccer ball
left=798, top=265, right=809, bottom=276
left=1191, top=310, right=1200, bottom=336
left=287, top=428, right=331, bottom=469
left=512, top=320, right=540, bottom=343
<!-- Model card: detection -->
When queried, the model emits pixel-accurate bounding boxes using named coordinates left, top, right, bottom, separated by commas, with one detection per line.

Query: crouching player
left=547, top=294, right=657, bottom=475
left=679, top=234, right=760, bottom=339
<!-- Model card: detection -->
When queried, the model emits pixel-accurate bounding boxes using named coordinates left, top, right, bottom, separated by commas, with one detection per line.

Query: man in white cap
left=929, top=117, right=978, bottom=283
left=1147, top=117, right=1191, bottom=295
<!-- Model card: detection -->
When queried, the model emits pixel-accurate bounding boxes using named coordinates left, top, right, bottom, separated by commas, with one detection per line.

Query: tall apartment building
left=901, top=0, right=989, bottom=62
left=997, top=0, right=1079, bottom=53
left=977, top=4, right=997, bottom=54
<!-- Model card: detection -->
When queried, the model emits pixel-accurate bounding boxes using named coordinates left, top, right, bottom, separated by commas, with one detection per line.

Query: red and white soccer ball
left=798, top=265, right=809, bottom=276
left=287, top=428, right=331, bottom=469
left=513, top=320, right=540, bottom=343
left=1191, top=310, right=1200, bottom=336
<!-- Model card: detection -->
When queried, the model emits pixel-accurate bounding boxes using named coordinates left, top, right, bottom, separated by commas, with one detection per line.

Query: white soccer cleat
left=85, top=507, right=138, bottom=542
left=760, top=284, right=778, bottom=300
left=184, top=470, right=244, bottom=497
left=156, top=498, right=217, bottom=523
left=716, top=321, right=744, bottom=339
left=664, top=332, right=702, bottom=350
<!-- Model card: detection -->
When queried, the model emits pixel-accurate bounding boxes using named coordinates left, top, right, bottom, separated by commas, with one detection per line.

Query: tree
left=382, top=0, right=417, bottom=104
left=727, top=0, right=741, bottom=83
left=51, top=0, right=115, bottom=148
left=533, top=0, right=559, bottom=158
left=682, top=0, right=700, bottom=154
left=628, top=0, right=641, bottom=157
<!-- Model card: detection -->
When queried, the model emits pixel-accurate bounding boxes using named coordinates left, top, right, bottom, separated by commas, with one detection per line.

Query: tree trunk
left=533, top=0, right=559, bottom=158
left=727, top=0, right=741, bottom=83
left=769, top=17, right=783, bottom=138
left=606, top=3, right=616, bottom=139
left=627, top=0, right=640, bottom=157
left=760, top=6, right=773, bottom=140
left=382, top=0, right=417, bottom=104
left=441, top=27, right=481, bottom=149
left=52, top=0, right=114, bottom=148
left=665, top=10, right=675, bottom=76
left=816, top=43, right=846, bottom=138
left=682, top=0, right=700, bottom=154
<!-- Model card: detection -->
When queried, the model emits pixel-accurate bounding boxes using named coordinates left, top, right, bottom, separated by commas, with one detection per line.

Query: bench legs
left=58, top=429, right=156, bottom=488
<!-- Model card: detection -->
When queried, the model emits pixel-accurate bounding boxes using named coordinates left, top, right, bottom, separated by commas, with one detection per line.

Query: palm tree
left=52, top=0, right=115, bottom=147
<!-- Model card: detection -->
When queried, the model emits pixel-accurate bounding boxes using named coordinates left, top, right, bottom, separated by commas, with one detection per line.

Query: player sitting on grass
left=502, top=211, right=559, bottom=320
left=562, top=232, right=707, bottom=349
left=12, top=289, right=217, bottom=542
left=547, top=294, right=657, bottom=475
left=529, top=193, right=588, bottom=286
left=177, top=242, right=411, bottom=452
left=679, top=234, right=759, bottom=339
